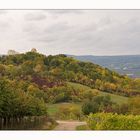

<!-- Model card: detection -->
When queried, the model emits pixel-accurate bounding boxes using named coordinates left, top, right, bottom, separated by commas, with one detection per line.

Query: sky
left=0, top=10, right=140, bottom=56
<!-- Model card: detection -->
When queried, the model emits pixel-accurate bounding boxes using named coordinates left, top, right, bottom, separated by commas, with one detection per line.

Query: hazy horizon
left=2, top=50, right=140, bottom=57
left=0, top=10, right=140, bottom=56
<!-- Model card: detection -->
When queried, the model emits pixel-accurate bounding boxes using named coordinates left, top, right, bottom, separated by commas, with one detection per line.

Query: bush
left=87, top=113, right=140, bottom=130
left=53, top=93, right=66, bottom=103
left=82, top=95, right=113, bottom=115
left=129, top=97, right=140, bottom=115
left=82, top=101, right=99, bottom=115
left=54, top=105, right=83, bottom=120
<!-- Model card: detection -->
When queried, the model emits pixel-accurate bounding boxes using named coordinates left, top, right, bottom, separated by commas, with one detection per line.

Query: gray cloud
left=0, top=10, right=140, bottom=55
left=45, top=22, right=72, bottom=32
left=0, top=21, right=10, bottom=31
left=24, top=13, right=140, bottom=55
left=24, top=13, right=46, bottom=21
left=0, top=10, right=8, bottom=15
left=25, top=22, right=75, bottom=44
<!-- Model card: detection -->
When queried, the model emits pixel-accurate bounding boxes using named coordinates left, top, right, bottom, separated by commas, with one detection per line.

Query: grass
left=68, top=82, right=92, bottom=90
left=67, top=82, right=129, bottom=105
left=76, top=125, right=90, bottom=130
left=47, top=102, right=82, bottom=116
left=99, top=91, right=128, bottom=104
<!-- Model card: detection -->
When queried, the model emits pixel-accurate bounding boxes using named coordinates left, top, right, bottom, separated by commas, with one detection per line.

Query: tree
left=27, top=85, right=48, bottom=102
left=0, top=64, right=5, bottom=76
left=82, top=101, right=99, bottom=115
left=82, top=95, right=113, bottom=115
left=21, top=61, right=34, bottom=75
left=0, top=78, right=48, bottom=128
left=92, top=95, right=112, bottom=107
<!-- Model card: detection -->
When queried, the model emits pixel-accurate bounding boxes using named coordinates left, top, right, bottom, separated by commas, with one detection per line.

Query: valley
left=69, top=55, right=140, bottom=78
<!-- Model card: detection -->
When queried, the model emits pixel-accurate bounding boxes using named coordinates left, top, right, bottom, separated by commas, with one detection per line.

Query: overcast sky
left=0, top=10, right=140, bottom=56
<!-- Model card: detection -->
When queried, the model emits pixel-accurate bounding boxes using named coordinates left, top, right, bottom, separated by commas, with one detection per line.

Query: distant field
left=67, top=82, right=129, bottom=105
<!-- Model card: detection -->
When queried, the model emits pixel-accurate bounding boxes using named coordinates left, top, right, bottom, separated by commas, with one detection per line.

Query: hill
left=0, top=52, right=140, bottom=97
left=68, top=55, right=140, bottom=78
left=0, top=51, right=140, bottom=129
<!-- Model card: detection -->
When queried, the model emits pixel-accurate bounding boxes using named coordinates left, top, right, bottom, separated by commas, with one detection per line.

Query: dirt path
left=54, top=120, right=87, bottom=130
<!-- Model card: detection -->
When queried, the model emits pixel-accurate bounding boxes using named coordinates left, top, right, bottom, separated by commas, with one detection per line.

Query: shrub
left=87, top=113, right=140, bottom=130
left=82, top=95, right=113, bottom=115
left=54, top=105, right=83, bottom=120
left=82, top=101, right=99, bottom=115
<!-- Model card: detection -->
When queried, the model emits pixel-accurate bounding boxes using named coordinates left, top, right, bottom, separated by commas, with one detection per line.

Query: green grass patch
left=99, top=91, right=128, bottom=104
left=47, top=102, right=82, bottom=116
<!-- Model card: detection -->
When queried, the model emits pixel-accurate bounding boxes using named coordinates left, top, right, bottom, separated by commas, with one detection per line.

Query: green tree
left=82, top=101, right=99, bottom=115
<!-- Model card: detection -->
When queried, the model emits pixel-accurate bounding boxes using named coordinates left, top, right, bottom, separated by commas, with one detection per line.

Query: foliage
left=0, top=52, right=140, bottom=97
left=47, top=103, right=84, bottom=120
left=76, top=125, right=90, bottom=130
left=68, top=82, right=128, bottom=105
left=129, top=96, right=140, bottom=115
left=82, top=101, right=99, bottom=115
left=0, top=77, right=47, bottom=128
left=109, top=103, right=129, bottom=115
left=0, top=51, right=140, bottom=129
left=87, top=113, right=140, bottom=130
left=56, top=105, right=83, bottom=120
left=82, top=95, right=113, bottom=115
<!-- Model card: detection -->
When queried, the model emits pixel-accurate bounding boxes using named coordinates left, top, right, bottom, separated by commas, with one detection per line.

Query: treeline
left=0, top=116, right=54, bottom=130
left=0, top=78, right=47, bottom=129
left=0, top=52, right=140, bottom=97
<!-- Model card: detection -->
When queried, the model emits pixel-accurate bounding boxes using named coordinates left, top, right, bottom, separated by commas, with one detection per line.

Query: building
left=31, top=48, right=37, bottom=53
left=8, top=50, right=19, bottom=55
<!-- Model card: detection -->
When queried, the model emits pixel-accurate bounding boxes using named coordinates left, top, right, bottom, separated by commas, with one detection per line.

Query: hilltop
left=0, top=51, right=140, bottom=97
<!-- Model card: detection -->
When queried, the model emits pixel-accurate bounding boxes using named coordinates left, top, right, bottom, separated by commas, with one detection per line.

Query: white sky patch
left=0, top=10, right=140, bottom=55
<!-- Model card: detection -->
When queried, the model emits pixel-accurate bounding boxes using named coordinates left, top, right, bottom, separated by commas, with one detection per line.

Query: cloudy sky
left=0, top=10, right=140, bottom=56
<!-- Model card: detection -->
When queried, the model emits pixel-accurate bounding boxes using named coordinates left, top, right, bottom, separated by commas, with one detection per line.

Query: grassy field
left=67, top=82, right=129, bottom=105
left=47, top=102, right=82, bottom=116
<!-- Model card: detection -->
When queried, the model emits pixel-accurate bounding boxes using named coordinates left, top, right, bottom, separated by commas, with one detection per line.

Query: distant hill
left=68, top=55, right=140, bottom=78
